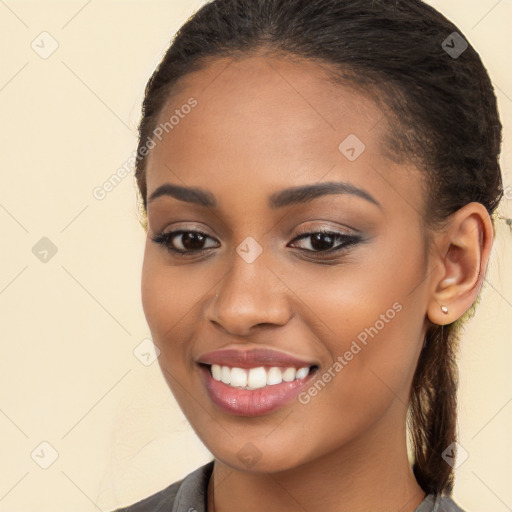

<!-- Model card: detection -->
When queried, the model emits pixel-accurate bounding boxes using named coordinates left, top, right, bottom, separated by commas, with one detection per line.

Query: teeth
left=210, top=365, right=312, bottom=389
left=296, top=367, right=310, bottom=379
left=266, top=367, right=282, bottom=385
left=230, top=367, right=248, bottom=388
left=211, top=364, right=222, bottom=381
left=221, top=365, right=231, bottom=384
left=282, top=367, right=296, bottom=382
left=247, top=367, right=267, bottom=389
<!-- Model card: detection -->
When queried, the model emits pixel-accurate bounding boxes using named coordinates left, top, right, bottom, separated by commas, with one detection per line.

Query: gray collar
left=171, top=461, right=214, bottom=512
left=170, top=461, right=455, bottom=512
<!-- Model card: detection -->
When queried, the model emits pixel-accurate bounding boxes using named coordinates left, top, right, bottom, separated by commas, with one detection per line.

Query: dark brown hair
left=133, top=0, right=503, bottom=497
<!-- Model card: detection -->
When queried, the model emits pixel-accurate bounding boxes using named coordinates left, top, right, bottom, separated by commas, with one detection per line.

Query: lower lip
left=199, top=365, right=317, bottom=416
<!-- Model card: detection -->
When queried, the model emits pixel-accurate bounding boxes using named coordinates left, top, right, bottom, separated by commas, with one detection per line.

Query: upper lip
left=196, top=347, right=317, bottom=369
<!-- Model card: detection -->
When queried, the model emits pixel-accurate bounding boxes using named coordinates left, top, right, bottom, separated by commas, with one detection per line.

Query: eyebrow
left=147, top=181, right=381, bottom=209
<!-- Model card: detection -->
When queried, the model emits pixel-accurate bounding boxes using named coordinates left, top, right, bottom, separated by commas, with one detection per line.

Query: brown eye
left=175, top=231, right=208, bottom=251
left=289, top=230, right=362, bottom=254
left=308, top=232, right=336, bottom=251
left=152, top=230, right=219, bottom=255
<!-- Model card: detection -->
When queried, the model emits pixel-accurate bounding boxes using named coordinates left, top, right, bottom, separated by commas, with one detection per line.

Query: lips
left=197, top=347, right=317, bottom=369
left=196, top=347, right=319, bottom=416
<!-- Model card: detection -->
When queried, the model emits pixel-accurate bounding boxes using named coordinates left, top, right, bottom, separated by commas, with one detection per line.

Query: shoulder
left=417, top=494, right=467, bottom=512
left=110, top=461, right=214, bottom=512
left=111, top=479, right=182, bottom=512
left=436, top=495, right=467, bottom=512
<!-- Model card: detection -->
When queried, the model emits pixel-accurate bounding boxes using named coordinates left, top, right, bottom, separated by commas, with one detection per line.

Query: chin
left=212, top=447, right=305, bottom=474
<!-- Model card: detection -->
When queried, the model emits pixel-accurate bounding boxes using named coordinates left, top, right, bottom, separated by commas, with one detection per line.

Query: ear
left=426, top=202, right=494, bottom=326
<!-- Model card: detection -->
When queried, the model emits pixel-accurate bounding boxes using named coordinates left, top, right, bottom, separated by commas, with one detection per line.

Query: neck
left=209, top=402, right=426, bottom=512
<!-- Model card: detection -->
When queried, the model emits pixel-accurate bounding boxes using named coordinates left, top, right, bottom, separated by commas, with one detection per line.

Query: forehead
left=145, top=55, right=421, bottom=215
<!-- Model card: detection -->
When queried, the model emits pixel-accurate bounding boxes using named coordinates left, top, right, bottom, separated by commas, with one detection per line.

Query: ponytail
left=409, top=322, right=460, bottom=495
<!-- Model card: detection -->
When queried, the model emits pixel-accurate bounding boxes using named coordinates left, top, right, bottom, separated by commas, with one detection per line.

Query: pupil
left=182, top=232, right=205, bottom=250
left=177, top=232, right=337, bottom=252
left=311, top=233, right=334, bottom=251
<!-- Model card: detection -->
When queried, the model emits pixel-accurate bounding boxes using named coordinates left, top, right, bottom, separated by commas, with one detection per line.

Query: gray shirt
left=111, top=461, right=466, bottom=512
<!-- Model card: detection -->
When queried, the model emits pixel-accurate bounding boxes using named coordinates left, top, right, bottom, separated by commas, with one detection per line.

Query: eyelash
left=151, top=227, right=362, bottom=259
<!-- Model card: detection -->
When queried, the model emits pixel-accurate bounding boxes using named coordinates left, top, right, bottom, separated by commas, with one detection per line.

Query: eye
left=151, top=230, right=219, bottom=256
left=288, top=228, right=362, bottom=254
left=151, top=226, right=363, bottom=258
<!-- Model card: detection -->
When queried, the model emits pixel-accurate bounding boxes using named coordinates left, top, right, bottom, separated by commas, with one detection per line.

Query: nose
left=205, top=252, right=293, bottom=336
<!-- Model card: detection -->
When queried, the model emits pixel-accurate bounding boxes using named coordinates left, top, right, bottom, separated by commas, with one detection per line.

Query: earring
left=441, top=305, right=448, bottom=314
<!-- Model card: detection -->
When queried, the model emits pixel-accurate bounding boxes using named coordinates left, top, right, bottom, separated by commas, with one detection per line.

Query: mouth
left=196, top=348, right=319, bottom=416
left=207, top=363, right=315, bottom=389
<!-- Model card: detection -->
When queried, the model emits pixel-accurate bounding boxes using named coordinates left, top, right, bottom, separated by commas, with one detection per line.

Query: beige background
left=1, top=1, right=511, bottom=511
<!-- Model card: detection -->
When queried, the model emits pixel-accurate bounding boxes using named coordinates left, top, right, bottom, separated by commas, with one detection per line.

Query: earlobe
left=426, top=202, right=494, bottom=326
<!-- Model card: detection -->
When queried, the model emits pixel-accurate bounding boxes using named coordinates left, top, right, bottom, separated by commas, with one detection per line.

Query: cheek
left=279, top=238, right=426, bottom=429
left=140, top=247, right=197, bottom=378
left=140, top=249, right=205, bottom=419
left=140, top=244, right=227, bottom=409
left=141, top=246, right=202, bottom=343
left=141, top=258, right=171, bottom=347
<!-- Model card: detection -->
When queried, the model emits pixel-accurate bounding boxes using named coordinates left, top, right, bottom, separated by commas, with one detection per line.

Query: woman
left=113, top=0, right=504, bottom=510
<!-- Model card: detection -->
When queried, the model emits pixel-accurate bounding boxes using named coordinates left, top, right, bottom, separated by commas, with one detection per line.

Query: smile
left=210, top=364, right=312, bottom=389
left=200, top=365, right=318, bottom=416
left=196, top=347, right=319, bottom=416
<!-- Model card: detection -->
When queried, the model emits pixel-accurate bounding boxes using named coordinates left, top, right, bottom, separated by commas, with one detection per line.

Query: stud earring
left=441, top=305, right=448, bottom=314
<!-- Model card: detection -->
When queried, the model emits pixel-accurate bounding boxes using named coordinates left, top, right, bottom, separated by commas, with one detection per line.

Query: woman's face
left=141, top=55, right=435, bottom=472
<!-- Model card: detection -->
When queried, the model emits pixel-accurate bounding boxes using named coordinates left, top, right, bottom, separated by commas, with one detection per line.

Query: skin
left=140, top=55, right=493, bottom=512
